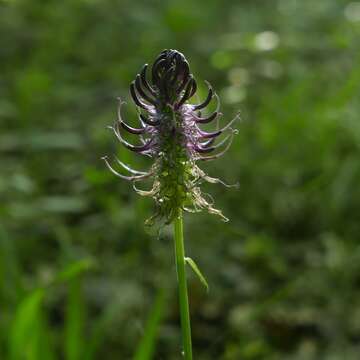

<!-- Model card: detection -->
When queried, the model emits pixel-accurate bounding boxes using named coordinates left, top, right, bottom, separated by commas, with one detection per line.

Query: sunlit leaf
left=9, top=289, right=55, bottom=360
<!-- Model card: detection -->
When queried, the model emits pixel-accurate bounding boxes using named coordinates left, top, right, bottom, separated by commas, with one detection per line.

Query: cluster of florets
left=103, top=49, right=238, bottom=224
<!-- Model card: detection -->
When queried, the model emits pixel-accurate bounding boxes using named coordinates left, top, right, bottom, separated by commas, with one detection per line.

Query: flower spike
left=104, top=49, right=238, bottom=224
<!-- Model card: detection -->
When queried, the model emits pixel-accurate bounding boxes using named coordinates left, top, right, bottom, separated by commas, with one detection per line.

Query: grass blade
left=65, top=277, right=85, bottom=360
left=9, top=288, right=55, bottom=360
left=133, top=288, right=166, bottom=360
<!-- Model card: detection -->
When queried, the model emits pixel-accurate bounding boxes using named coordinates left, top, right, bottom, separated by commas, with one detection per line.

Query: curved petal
left=119, top=120, right=145, bottom=135
left=114, top=157, right=148, bottom=175
left=171, top=60, right=183, bottom=85
left=130, top=82, right=150, bottom=110
left=194, top=111, right=219, bottom=124
left=176, top=77, right=195, bottom=109
left=194, top=132, right=233, bottom=154
left=139, top=113, right=160, bottom=127
left=135, top=75, right=157, bottom=106
left=199, top=137, right=216, bottom=148
left=194, top=92, right=222, bottom=124
left=176, top=61, right=190, bottom=93
left=152, top=58, right=166, bottom=85
left=133, top=182, right=157, bottom=196
left=189, top=78, right=197, bottom=98
left=116, top=100, right=145, bottom=134
left=196, top=132, right=235, bottom=161
left=110, top=124, right=155, bottom=153
left=140, top=64, right=157, bottom=96
left=102, top=156, right=151, bottom=181
left=203, top=174, right=239, bottom=188
left=192, top=81, right=213, bottom=111
left=198, top=113, right=240, bottom=138
left=160, top=66, right=175, bottom=101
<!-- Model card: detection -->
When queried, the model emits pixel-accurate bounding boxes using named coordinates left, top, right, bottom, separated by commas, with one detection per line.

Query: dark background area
left=1, top=0, right=360, bottom=359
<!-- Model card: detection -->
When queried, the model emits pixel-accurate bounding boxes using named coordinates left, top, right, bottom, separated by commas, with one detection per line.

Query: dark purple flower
left=103, top=49, right=238, bottom=224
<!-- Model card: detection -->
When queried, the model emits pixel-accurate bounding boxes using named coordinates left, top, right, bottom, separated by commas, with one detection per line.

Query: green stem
left=173, top=210, right=193, bottom=360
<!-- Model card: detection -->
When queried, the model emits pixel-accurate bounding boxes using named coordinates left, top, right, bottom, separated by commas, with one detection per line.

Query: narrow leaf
left=65, top=277, right=85, bottom=360
left=185, top=257, right=209, bottom=292
left=9, top=288, right=55, bottom=360
left=54, top=258, right=94, bottom=284
left=133, top=288, right=166, bottom=360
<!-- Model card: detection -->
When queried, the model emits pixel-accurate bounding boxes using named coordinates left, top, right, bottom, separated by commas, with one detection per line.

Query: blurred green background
left=1, top=0, right=360, bottom=359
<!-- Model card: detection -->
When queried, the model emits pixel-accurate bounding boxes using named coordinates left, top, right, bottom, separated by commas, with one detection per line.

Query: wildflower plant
left=103, top=49, right=238, bottom=359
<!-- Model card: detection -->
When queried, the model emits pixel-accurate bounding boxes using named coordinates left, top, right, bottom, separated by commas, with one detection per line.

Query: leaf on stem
left=185, top=257, right=209, bottom=292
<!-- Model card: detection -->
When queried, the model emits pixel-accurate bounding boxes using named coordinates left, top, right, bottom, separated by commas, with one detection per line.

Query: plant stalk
left=173, top=210, right=193, bottom=360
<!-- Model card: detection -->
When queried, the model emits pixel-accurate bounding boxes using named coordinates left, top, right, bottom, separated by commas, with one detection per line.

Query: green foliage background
left=1, top=0, right=360, bottom=359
